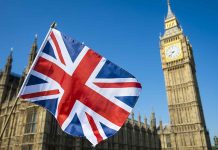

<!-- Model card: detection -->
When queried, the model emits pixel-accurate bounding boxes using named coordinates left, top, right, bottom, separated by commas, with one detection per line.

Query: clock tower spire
left=159, top=1, right=211, bottom=149
left=166, top=0, right=174, bottom=19
left=163, top=0, right=181, bottom=37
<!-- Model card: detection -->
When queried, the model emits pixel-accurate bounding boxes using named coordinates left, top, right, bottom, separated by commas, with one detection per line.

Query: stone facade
left=0, top=97, right=161, bottom=150
left=159, top=1, right=211, bottom=150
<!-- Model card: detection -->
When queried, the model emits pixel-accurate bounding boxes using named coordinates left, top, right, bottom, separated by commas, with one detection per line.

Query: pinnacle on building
left=0, top=49, right=13, bottom=102
left=25, top=34, right=38, bottom=74
left=166, top=0, right=174, bottom=19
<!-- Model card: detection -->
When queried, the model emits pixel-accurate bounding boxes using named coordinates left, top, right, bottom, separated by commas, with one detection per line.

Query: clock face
left=165, top=45, right=181, bottom=60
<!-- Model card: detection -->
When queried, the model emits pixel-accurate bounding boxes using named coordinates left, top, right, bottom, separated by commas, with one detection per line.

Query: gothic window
left=24, top=108, right=37, bottom=134
left=22, top=144, right=33, bottom=150
left=127, top=127, right=132, bottom=146
left=47, top=145, right=56, bottom=150
left=135, top=129, right=139, bottom=145
left=118, top=128, right=123, bottom=143
left=50, top=116, right=58, bottom=136
left=0, top=117, right=3, bottom=134
left=166, top=135, right=171, bottom=148
left=12, top=114, right=18, bottom=136
left=4, top=119, right=10, bottom=137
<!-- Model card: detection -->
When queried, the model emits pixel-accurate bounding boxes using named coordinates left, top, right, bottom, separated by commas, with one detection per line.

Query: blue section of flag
left=96, top=60, right=135, bottom=78
left=42, top=42, right=56, bottom=59
left=26, top=75, right=48, bottom=86
left=65, top=114, right=84, bottom=136
left=34, top=98, right=58, bottom=115
left=100, top=122, right=117, bottom=137
left=61, top=33, right=84, bottom=62
left=115, top=96, right=138, bottom=108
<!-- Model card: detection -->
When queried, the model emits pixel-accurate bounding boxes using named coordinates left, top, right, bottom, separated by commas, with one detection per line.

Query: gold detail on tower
left=165, top=19, right=178, bottom=29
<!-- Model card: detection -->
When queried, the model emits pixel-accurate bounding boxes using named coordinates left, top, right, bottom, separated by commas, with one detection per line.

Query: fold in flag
left=18, top=28, right=142, bottom=146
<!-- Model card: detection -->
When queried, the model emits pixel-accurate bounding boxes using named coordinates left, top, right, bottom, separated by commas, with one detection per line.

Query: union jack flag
left=18, top=28, right=142, bottom=146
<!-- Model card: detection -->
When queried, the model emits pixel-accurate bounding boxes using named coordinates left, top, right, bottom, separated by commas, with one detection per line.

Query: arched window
left=24, top=108, right=37, bottom=134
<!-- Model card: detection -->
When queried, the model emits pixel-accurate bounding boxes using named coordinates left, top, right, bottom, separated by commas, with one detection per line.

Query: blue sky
left=0, top=0, right=218, bottom=144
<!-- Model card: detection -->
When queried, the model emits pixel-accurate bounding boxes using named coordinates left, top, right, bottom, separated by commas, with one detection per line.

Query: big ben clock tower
left=160, top=1, right=211, bottom=149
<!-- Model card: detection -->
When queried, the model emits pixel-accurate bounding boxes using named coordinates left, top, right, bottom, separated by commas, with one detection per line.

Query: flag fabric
left=18, top=28, right=142, bottom=146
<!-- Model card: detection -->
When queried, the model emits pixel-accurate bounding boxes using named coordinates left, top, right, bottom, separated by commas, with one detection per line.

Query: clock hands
left=165, top=44, right=181, bottom=62
left=169, top=50, right=175, bottom=57
left=165, top=44, right=181, bottom=59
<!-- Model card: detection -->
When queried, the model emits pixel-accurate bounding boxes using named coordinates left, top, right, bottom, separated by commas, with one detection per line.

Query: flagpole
left=17, top=22, right=57, bottom=98
left=0, top=22, right=57, bottom=142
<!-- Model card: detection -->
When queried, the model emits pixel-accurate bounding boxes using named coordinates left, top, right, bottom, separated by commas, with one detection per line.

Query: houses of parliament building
left=0, top=1, right=212, bottom=150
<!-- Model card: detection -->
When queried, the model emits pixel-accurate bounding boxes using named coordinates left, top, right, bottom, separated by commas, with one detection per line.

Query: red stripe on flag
left=20, top=90, right=60, bottom=99
left=34, top=51, right=130, bottom=127
left=94, top=82, right=142, bottom=88
left=80, top=86, right=129, bottom=127
left=85, top=113, right=103, bottom=143
left=50, top=32, right=66, bottom=65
